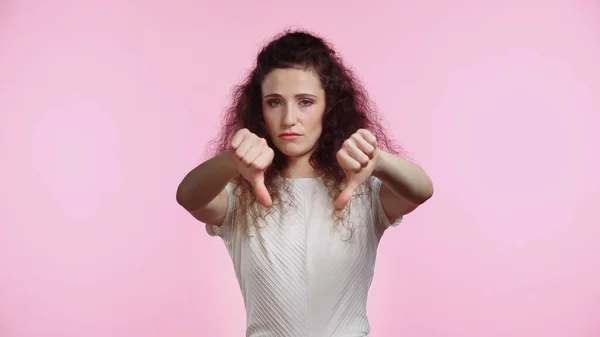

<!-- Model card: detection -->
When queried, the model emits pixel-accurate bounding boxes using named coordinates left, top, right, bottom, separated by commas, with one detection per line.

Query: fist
left=335, top=129, right=379, bottom=210
left=229, top=128, right=274, bottom=207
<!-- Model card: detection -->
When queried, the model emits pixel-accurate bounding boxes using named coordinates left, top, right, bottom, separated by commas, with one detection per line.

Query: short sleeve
left=371, top=177, right=403, bottom=230
left=205, top=182, right=235, bottom=239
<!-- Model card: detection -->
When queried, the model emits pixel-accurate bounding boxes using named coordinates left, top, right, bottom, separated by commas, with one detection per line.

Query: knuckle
left=253, top=160, right=267, bottom=170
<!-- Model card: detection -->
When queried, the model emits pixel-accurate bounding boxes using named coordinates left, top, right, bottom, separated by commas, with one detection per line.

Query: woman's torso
left=207, top=177, right=400, bottom=337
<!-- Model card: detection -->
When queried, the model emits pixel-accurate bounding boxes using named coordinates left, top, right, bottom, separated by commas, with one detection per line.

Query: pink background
left=1, top=0, right=599, bottom=336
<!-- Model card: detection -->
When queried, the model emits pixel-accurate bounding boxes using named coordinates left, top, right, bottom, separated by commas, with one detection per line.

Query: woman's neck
left=283, top=155, right=320, bottom=179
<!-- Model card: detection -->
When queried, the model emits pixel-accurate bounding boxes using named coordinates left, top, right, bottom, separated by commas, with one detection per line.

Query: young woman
left=176, top=30, right=434, bottom=337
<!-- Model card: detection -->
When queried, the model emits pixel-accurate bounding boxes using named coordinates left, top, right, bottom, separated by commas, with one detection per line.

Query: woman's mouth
left=279, top=132, right=302, bottom=140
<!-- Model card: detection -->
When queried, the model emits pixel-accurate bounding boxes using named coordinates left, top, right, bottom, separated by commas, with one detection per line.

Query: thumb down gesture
left=229, top=129, right=275, bottom=208
left=334, top=129, right=379, bottom=211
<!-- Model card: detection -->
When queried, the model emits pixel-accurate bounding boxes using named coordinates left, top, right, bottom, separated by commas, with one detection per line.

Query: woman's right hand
left=229, top=128, right=274, bottom=207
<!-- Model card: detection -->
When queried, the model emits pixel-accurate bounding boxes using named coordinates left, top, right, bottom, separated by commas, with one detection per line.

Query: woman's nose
left=282, top=107, right=297, bottom=127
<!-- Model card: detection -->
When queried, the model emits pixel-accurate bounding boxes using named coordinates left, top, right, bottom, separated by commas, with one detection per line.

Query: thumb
left=335, top=179, right=360, bottom=211
left=252, top=174, right=272, bottom=208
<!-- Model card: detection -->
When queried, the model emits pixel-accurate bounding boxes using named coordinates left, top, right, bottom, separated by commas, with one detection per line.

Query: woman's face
left=261, top=67, right=326, bottom=160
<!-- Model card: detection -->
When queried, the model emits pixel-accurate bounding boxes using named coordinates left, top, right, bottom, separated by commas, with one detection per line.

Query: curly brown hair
left=207, top=29, right=403, bottom=235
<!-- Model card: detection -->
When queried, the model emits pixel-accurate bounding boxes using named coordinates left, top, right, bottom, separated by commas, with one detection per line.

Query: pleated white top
left=206, top=176, right=402, bottom=337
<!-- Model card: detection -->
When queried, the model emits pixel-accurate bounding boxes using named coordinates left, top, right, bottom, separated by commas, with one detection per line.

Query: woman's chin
left=276, top=143, right=313, bottom=158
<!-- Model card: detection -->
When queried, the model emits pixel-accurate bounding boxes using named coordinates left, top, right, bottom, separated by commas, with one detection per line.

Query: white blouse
left=206, top=176, right=402, bottom=337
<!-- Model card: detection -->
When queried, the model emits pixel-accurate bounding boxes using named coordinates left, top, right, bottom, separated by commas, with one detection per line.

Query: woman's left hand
left=335, top=129, right=380, bottom=210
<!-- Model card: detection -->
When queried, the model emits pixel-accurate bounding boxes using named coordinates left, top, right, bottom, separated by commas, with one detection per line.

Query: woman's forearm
left=176, top=151, right=238, bottom=211
left=373, top=151, right=434, bottom=205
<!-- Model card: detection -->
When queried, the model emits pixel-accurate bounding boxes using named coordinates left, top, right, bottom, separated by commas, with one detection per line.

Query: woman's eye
left=268, top=100, right=281, bottom=107
left=299, top=99, right=313, bottom=107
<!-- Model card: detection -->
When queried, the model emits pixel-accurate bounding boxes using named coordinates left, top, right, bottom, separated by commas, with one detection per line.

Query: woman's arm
left=373, top=151, right=434, bottom=220
left=176, top=151, right=238, bottom=226
left=176, top=129, right=275, bottom=225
